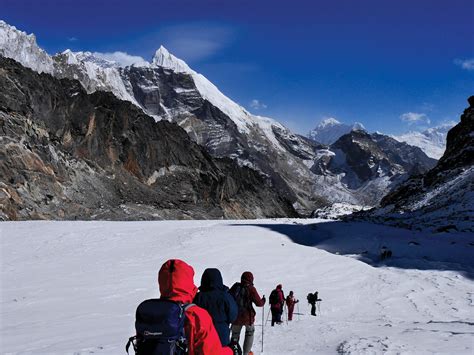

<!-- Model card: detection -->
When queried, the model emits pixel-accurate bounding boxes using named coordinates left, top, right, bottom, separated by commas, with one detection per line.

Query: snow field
left=1, top=219, right=473, bottom=354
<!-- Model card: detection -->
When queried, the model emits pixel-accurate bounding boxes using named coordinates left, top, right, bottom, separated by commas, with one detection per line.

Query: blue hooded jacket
left=194, top=268, right=238, bottom=346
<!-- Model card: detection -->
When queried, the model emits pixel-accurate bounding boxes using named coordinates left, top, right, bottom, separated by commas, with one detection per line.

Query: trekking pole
left=265, top=307, right=271, bottom=325
left=297, top=302, right=300, bottom=321
left=261, top=303, right=264, bottom=353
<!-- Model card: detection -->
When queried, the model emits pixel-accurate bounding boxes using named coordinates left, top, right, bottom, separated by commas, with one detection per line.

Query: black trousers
left=310, top=303, right=316, bottom=316
left=271, top=308, right=282, bottom=326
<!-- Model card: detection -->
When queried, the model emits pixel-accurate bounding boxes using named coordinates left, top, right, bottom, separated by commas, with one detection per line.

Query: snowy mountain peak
left=352, top=122, right=365, bottom=131
left=308, top=119, right=366, bottom=145
left=60, top=49, right=80, bottom=65
left=152, top=45, right=191, bottom=73
left=0, top=20, right=54, bottom=74
left=319, top=117, right=341, bottom=127
left=150, top=45, right=254, bottom=133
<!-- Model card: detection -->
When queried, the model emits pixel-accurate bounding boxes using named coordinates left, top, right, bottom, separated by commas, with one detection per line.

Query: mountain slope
left=0, top=57, right=297, bottom=220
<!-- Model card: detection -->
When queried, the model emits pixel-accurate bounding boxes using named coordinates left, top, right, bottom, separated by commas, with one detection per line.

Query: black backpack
left=307, top=293, right=315, bottom=304
left=269, top=290, right=279, bottom=305
left=230, top=283, right=250, bottom=312
left=126, top=299, right=194, bottom=355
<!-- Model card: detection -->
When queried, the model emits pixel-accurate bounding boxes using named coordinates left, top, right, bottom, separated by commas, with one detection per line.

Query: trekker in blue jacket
left=194, top=268, right=238, bottom=346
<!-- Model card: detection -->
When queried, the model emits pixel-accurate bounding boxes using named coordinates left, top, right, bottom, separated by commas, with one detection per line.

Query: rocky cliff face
left=0, top=57, right=297, bottom=220
left=359, top=97, right=474, bottom=232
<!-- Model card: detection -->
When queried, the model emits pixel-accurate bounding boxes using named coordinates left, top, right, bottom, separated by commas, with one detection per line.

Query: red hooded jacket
left=158, top=259, right=232, bottom=355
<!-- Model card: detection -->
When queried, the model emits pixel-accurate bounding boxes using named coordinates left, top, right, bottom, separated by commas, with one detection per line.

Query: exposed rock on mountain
left=0, top=57, right=297, bottom=220
left=360, top=97, right=474, bottom=232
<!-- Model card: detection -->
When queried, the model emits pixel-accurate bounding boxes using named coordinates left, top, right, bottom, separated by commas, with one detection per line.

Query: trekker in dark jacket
left=194, top=268, right=238, bottom=346
left=307, top=291, right=319, bottom=316
left=269, top=284, right=285, bottom=326
left=230, top=271, right=266, bottom=355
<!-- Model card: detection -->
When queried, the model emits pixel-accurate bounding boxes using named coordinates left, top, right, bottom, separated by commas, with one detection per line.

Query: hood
left=158, top=259, right=198, bottom=303
left=277, top=284, right=282, bottom=290
left=241, top=271, right=254, bottom=285
left=199, top=268, right=224, bottom=291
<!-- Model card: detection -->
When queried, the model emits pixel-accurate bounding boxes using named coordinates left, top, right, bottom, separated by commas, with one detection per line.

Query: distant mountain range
left=307, top=117, right=453, bottom=160
left=358, top=97, right=474, bottom=232
left=392, top=124, right=455, bottom=159
left=0, top=20, right=449, bottom=219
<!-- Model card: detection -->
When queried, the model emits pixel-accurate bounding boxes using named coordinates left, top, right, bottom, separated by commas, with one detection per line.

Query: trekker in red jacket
left=230, top=271, right=266, bottom=355
left=285, top=291, right=299, bottom=321
left=158, top=259, right=235, bottom=355
left=269, top=284, right=285, bottom=326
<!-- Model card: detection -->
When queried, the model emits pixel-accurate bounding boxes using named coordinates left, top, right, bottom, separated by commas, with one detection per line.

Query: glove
left=229, top=340, right=242, bottom=355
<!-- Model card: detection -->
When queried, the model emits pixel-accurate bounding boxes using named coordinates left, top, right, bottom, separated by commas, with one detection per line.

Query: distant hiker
left=269, top=284, right=285, bottom=326
left=285, top=291, right=299, bottom=321
left=230, top=271, right=266, bottom=355
left=380, top=246, right=393, bottom=260
left=194, top=268, right=238, bottom=346
left=307, top=291, right=319, bottom=316
left=126, top=259, right=236, bottom=355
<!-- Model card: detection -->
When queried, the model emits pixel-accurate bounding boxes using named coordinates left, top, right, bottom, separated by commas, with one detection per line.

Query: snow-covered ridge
left=0, top=20, right=54, bottom=74
left=53, top=49, right=139, bottom=105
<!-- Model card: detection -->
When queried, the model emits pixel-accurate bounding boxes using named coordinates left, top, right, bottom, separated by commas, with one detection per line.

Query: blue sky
left=2, top=0, right=473, bottom=134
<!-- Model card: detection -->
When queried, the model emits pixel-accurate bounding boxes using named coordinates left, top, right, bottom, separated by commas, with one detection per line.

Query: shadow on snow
left=231, top=220, right=474, bottom=280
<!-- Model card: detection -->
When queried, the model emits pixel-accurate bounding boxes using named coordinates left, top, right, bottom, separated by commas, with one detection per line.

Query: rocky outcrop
left=0, top=57, right=297, bottom=220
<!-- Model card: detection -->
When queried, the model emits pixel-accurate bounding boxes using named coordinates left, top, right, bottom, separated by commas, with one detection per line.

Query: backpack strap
left=183, top=303, right=195, bottom=311
left=125, top=335, right=138, bottom=354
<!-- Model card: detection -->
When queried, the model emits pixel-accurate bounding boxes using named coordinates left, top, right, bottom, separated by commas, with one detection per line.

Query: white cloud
left=157, top=23, right=236, bottom=62
left=454, top=58, right=474, bottom=71
left=92, top=51, right=148, bottom=67
left=250, top=99, right=267, bottom=110
left=67, top=37, right=78, bottom=42
left=400, top=112, right=431, bottom=125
